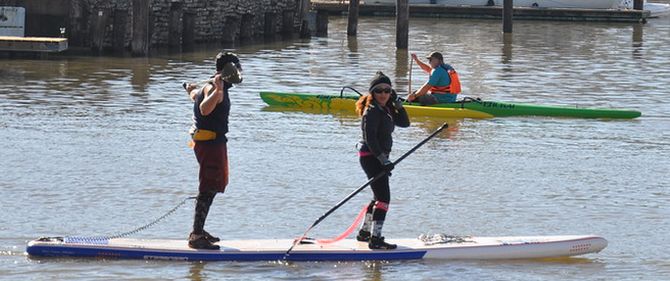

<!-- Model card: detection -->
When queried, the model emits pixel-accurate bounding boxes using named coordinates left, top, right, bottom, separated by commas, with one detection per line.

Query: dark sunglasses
left=372, top=87, right=392, bottom=94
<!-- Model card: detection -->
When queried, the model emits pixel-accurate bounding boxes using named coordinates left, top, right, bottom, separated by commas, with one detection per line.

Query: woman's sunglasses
left=372, top=87, right=392, bottom=94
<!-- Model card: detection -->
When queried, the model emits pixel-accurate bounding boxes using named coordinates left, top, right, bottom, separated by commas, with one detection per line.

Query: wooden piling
left=222, top=16, right=240, bottom=44
left=503, top=0, right=513, bottom=33
left=90, top=9, right=109, bottom=52
left=396, top=0, right=409, bottom=49
left=281, top=10, right=294, bottom=36
left=316, top=10, right=328, bottom=37
left=112, top=9, right=128, bottom=52
left=299, top=20, right=311, bottom=38
left=347, top=0, right=359, bottom=36
left=264, top=12, right=277, bottom=39
left=182, top=11, right=195, bottom=49
left=297, top=0, right=309, bottom=26
left=240, top=14, right=255, bottom=41
left=633, top=0, right=644, bottom=10
left=68, top=1, right=89, bottom=47
left=298, top=0, right=311, bottom=38
left=168, top=2, right=183, bottom=48
left=131, top=0, right=150, bottom=56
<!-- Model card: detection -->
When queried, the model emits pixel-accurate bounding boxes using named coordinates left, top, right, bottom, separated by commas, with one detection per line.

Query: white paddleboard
left=26, top=234, right=607, bottom=261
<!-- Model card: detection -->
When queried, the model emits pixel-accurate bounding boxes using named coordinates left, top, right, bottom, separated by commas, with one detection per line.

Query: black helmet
left=215, top=51, right=241, bottom=72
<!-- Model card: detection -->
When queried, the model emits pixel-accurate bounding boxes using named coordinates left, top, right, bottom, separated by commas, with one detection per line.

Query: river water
left=1, top=14, right=669, bottom=280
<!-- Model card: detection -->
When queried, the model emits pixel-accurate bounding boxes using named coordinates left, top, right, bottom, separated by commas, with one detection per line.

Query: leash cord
left=105, top=196, right=197, bottom=239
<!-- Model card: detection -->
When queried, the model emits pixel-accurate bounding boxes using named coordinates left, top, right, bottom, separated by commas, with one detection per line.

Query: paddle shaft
left=409, top=57, right=413, bottom=96
left=285, top=122, right=449, bottom=257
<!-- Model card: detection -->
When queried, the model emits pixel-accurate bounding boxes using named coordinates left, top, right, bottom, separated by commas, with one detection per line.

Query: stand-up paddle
left=285, top=122, right=449, bottom=258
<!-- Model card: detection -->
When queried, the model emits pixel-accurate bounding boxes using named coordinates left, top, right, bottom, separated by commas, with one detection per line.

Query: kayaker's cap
left=369, top=71, right=392, bottom=92
left=426, top=51, right=443, bottom=62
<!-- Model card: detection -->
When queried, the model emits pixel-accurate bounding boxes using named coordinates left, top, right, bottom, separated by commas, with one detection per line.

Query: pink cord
left=316, top=205, right=368, bottom=244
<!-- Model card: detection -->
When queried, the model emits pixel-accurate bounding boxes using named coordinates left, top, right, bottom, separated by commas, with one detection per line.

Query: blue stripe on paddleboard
left=26, top=244, right=427, bottom=261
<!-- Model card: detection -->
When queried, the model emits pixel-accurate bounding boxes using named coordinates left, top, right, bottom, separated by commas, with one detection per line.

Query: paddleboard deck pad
left=26, top=234, right=607, bottom=261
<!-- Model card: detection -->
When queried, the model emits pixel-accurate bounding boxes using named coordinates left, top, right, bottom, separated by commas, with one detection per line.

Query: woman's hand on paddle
left=383, top=160, right=395, bottom=173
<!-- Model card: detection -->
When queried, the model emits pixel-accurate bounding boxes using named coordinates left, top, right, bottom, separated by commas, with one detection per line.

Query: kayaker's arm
left=411, top=53, right=432, bottom=74
left=407, top=82, right=431, bottom=102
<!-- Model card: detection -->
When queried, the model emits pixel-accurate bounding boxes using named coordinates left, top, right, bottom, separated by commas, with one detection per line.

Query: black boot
left=369, top=236, right=397, bottom=250
left=356, top=230, right=371, bottom=242
left=203, top=230, right=220, bottom=243
left=188, top=233, right=220, bottom=250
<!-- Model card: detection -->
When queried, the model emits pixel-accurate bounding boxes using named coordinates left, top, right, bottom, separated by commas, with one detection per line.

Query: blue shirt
left=428, top=64, right=452, bottom=89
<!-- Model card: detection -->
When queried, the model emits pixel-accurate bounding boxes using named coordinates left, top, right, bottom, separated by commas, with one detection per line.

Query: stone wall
left=65, top=0, right=301, bottom=49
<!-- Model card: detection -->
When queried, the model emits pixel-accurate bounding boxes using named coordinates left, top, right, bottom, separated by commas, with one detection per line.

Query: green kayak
left=259, top=92, right=641, bottom=119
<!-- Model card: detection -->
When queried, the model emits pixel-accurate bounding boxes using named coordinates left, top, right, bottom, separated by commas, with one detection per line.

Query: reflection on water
left=410, top=117, right=463, bottom=139
left=502, top=33, right=513, bottom=65
left=394, top=49, right=410, bottom=95
left=188, top=262, right=205, bottom=281
left=130, top=57, right=152, bottom=93
left=363, top=261, right=385, bottom=281
left=1, top=15, right=670, bottom=280
left=633, top=23, right=644, bottom=60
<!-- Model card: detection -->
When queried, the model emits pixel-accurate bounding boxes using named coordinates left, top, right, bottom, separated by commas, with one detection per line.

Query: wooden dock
left=313, top=3, right=650, bottom=23
left=0, top=36, right=68, bottom=52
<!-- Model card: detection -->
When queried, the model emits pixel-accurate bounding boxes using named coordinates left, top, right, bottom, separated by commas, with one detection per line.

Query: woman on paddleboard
left=184, top=52, right=242, bottom=250
left=355, top=71, right=410, bottom=250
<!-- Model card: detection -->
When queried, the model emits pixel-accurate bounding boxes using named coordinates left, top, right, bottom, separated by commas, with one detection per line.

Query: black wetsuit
left=359, top=100, right=410, bottom=221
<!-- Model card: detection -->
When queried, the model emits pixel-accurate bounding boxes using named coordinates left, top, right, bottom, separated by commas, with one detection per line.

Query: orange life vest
left=429, top=64, right=462, bottom=95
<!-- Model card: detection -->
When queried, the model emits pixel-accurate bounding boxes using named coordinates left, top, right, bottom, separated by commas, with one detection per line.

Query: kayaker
left=186, top=51, right=242, bottom=250
left=355, top=71, right=410, bottom=250
left=407, top=51, right=461, bottom=105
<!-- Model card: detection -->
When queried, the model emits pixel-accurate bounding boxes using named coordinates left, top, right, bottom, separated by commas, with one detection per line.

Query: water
left=1, top=14, right=669, bottom=280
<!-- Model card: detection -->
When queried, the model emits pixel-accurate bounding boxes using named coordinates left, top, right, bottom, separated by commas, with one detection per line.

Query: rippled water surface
left=1, top=14, right=669, bottom=280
